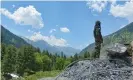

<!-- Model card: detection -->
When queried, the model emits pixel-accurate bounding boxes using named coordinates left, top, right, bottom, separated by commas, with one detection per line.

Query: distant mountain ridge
left=79, top=22, right=133, bottom=56
left=1, top=25, right=80, bottom=56
left=22, top=37, right=80, bottom=56
left=1, top=25, right=29, bottom=47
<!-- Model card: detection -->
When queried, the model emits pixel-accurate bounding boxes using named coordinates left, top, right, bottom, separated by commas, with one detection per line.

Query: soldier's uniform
left=93, top=21, right=103, bottom=58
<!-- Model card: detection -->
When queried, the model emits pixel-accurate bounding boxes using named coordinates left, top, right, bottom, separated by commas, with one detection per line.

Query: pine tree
left=16, top=48, right=25, bottom=76
left=56, top=57, right=65, bottom=70
left=1, top=43, right=6, bottom=60
left=74, top=53, right=78, bottom=61
left=2, top=45, right=17, bottom=73
left=84, top=51, right=88, bottom=58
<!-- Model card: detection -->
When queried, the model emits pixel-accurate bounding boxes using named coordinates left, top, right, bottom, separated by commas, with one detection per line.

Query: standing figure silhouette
left=93, top=21, right=103, bottom=58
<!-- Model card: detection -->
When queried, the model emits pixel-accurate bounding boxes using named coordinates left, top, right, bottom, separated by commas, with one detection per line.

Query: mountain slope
left=22, top=37, right=80, bottom=56
left=1, top=25, right=29, bottom=47
left=1, top=25, right=80, bottom=56
left=80, top=22, right=133, bottom=56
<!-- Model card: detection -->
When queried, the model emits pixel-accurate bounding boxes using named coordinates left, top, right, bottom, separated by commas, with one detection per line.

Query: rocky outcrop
left=55, top=43, right=133, bottom=80
left=106, top=43, right=131, bottom=64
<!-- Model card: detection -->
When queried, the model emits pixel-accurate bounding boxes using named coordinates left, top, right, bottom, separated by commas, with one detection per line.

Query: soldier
left=93, top=21, right=103, bottom=58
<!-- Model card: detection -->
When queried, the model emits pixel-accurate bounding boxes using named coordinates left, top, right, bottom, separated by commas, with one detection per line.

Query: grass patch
left=24, top=70, right=62, bottom=80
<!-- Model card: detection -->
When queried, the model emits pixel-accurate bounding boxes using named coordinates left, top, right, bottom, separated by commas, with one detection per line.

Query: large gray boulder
left=106, top=43, right=131, bottom=64
left=106, top=43, right=127, bottom=58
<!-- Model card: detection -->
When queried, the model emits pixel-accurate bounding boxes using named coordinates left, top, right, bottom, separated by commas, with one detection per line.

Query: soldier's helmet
left=95, top=20, right=101, bottom=27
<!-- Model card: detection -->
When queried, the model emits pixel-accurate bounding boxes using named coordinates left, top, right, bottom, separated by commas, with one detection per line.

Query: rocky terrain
left=40, top=43, right=133, bottom=80
left=55, top=59, right=132, bottom=80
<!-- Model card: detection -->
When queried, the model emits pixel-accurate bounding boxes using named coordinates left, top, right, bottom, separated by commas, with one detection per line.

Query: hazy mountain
left=79, top=22, right=133, bottom=56
left=22, top=36, right=80, bottom=56
left=1, top=25, right=80, bottom=56
left=1, top=25, right=29, bottom=47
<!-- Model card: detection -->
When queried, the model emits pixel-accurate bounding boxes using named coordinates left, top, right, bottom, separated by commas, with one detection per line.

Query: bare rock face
left=106, top=43, right=132, bottom=64
left=106, top=43, right=127, bottom=58
left=55, top=43, right=133, bottom=80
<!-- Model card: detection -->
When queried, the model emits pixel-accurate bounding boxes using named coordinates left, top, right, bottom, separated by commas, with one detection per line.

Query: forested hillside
left=80, top=22, right=133, bottom=56
left=1, top=25, right=82, bottom=80
left=1, top=25, right=29, bottom=47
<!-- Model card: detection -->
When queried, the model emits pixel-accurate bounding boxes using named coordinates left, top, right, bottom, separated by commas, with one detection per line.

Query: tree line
left=1, top=43, right=90, bottom=77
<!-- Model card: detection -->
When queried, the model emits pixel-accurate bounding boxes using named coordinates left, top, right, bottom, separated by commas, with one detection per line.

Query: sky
left=1, top=0, right=133, bottom=50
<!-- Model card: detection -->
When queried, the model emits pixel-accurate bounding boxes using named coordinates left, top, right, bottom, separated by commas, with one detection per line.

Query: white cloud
left=86, top=0, right=133, bottom=22
left=12, top=5, right=15, bottom=8
left=0, top=5, right=44, bottom=28
left=110, top=0, right=133, bottom=22
left=28, top=29, right=31, bottom=32
left=86, top=0, right=107, bottom=12
left=28, top=29, right=34, bottom=33
left=110, top=0, right=116, bottom=4
left=29, top=32, right=68, bottom=47
left=60, top=27, right=70, bottom=33
left=49, top=29, right=56, bottom=33
left=86, top=0, right=117, bottom=13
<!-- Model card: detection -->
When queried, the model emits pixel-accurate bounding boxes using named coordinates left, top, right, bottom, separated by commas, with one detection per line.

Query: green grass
left=24, top=70, right=62, bottom=80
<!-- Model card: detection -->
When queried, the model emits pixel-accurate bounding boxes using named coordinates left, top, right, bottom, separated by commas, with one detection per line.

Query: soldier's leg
left=94, top=42, right=101, bottom=58
left=96, top=43, right=101, bottom=58
left=94, top=42, right=98, bottom=58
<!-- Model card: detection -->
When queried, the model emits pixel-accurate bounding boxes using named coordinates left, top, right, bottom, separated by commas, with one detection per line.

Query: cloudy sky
left=1, top=0, right=133, bottom=50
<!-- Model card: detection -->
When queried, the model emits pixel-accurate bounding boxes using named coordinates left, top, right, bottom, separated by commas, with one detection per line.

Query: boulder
left=106, top=43, right=127, bottom=57
left=106, top=43, right=132, bottom=65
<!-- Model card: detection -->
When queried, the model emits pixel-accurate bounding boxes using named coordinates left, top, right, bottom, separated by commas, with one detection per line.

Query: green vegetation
left=1, top=25, right=90, bottom=80
left=1, top=43, right=90, bottom=80
left=24, top=70, right=61, bottom=80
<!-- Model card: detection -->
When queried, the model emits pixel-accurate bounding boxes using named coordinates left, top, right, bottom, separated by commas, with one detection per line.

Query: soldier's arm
left=99, top=27, right=103, bottom=43
left=97, top=27, right=103, bottom=43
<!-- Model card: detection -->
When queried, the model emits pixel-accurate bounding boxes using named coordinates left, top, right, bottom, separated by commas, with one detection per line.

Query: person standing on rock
left=93, top=20, right=103, bottom=58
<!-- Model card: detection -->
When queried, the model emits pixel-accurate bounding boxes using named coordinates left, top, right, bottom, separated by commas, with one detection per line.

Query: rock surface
left=106, top=43, right=128, bottom=58
left=40, top=43, right=133, bottom=80
left=106, top=43, right=132, bottom=64
left=55, top=59, right=132, bottom=80
left=55, top=43, right=133, bottom=80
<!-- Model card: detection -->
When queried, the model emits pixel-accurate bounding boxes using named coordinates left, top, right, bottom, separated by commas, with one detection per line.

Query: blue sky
left=1, top=1, right=133, bottom=50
